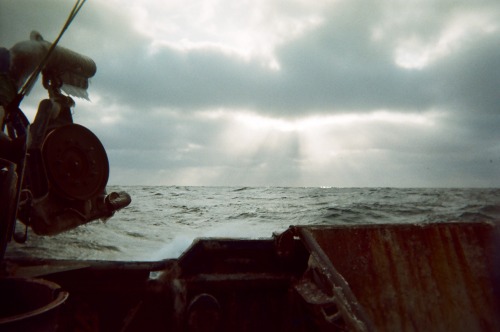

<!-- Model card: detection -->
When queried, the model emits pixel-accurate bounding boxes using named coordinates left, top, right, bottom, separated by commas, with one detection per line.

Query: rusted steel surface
left=296, top=227, right=374, bottom=332
left=297, top=222, right=500, bottom=332
left=2, top=222, right=498, bottom=331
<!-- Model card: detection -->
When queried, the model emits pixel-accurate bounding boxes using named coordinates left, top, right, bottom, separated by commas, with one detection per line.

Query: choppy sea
left=5, top=186, right=500, bottom=261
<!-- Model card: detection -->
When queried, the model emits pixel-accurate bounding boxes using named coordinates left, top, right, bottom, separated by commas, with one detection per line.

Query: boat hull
left=2, top=221, right=499, bottom=331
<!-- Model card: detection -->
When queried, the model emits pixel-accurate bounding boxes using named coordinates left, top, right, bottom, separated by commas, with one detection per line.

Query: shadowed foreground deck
left=1, top=221, right=499, bottom=331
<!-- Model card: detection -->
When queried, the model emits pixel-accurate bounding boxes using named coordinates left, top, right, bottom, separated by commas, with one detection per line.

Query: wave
left=479, top=204, right=500, bottom=217
left=233, top=187, right=251, bottom=192
left=457, top=212, right=494, bottom=222
left=5, top=187, right=500, bottom=261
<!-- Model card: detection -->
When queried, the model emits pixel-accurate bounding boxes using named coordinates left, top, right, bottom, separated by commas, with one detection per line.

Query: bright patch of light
left=208, top=109, right=440, bottom=169
left=226, top=110, right=436, bottom=133
left=233, top=113, right=298, bottom=132
left=109, top=0, right=327, bottom=69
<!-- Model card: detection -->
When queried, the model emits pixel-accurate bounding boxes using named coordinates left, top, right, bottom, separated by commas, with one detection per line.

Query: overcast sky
left=1, top=0, right=499, bottom=187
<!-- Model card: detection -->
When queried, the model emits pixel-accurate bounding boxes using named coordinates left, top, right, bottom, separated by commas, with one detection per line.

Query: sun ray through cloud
left=2, top=0, right=500, bottom=186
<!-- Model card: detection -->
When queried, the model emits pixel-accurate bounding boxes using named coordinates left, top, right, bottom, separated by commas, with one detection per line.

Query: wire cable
left=17, top=0, right=87, bottom=100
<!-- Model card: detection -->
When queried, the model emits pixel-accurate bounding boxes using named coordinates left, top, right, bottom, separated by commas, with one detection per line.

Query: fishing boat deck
left=2, top=221, right=499, bottom=331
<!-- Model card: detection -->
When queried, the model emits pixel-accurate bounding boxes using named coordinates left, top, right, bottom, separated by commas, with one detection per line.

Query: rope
left=17, top=0, right=87, bottom=99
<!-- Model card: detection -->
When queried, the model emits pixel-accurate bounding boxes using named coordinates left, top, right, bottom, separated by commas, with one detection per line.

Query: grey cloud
left=0, top=0, right=64, bottom=46
left=4, top=0, right=500, bottom=120
left=3, top=0, right=500, bottom=187
left=429, top=33, right=500, bottom=115
left=78, top=0, right=499, bottom=121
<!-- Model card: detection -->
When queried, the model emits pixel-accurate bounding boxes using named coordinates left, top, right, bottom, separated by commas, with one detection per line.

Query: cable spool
left=42, top=124, right=109, bottom=201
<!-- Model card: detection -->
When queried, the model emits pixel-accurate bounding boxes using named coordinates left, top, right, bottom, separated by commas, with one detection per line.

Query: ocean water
left=5, top=186, right=500, bottom=261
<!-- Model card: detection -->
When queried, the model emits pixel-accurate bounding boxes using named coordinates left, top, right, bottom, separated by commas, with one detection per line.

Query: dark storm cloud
left=430, top=33, right=500, bottom=115
left=62, top=0, right=500, bottom=121
left=2, top=0, right=500, bottom=186
left=4, top=0, right=498, bottom=119
left=270, top=22, right=429, bottom=113
left=84, top=5, right=426, bottom=115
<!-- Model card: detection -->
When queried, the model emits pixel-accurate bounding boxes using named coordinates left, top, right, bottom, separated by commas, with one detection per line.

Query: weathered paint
left=299, top=222, right=500, bottom=331
left=2, top=222, right=498, bottom=331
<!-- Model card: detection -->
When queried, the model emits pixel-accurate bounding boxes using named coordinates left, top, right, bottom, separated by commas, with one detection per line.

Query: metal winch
left=1, top=31, right=131, bottom=240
